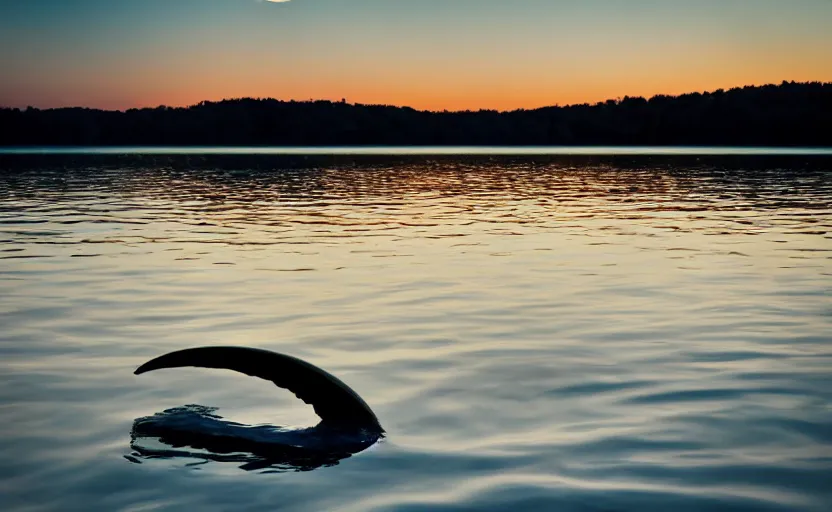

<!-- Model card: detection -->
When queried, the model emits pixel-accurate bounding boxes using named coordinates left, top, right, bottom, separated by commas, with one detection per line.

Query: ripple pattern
left=0, top=155, right=830, bottom=511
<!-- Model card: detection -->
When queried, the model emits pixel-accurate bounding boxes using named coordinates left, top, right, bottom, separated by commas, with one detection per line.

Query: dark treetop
left=1, top=82, right=829, bottom=147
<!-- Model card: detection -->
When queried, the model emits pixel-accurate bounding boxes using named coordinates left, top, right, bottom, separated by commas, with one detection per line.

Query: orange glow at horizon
left=14, top=67, right=832, bottom=113
left=1, top=0, right=831, bottom=112
left=37, top=73, right=832, bottom=113
left=7, top=43, right=830, bottom=112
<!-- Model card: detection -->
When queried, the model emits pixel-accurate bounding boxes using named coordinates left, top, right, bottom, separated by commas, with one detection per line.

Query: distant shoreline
left=2, top=82, right=829, bottom=147
left=1, top=146, right=831, bottom=156
left=4, top=81, right=831, bottom=115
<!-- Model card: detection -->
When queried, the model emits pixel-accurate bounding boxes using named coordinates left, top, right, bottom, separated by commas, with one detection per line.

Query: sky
left=1, top=0, right=830, bottom=111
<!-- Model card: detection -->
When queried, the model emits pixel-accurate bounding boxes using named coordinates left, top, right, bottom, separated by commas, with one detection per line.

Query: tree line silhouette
left=1, top=81, right=829, bottom=147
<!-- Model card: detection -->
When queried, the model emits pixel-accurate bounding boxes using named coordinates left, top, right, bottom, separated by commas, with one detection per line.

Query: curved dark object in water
left=135, top=346, right=382, bottom=432
left=130, top=346, right=383, bottom=471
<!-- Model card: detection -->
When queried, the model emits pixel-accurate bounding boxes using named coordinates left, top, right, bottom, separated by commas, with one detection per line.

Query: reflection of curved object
left=130, top=346, right=383, bottom=471
left=128, top=405, right=380, bottom=472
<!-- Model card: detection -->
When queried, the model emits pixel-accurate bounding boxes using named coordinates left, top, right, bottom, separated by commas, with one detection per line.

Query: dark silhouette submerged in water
left=128, top=346, right=383, bottom=472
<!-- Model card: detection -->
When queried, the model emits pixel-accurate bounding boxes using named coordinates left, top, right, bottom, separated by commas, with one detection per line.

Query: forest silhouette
left=1, top=82, right=829, bottom=146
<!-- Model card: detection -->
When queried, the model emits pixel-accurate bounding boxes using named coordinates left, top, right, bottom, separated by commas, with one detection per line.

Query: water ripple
left=0, top=154, right=830, bottom=511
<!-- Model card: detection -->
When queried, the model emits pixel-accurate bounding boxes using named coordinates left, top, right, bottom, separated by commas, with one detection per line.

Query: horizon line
left=3, top=80, right=829, bottom=115
left=3, top=146, right=831, bottom=156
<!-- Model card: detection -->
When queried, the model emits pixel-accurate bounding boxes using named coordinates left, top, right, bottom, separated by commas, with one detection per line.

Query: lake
left=0, top=150, right=830, bottom=511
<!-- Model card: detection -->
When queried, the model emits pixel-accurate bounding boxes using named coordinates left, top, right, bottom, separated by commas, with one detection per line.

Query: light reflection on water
left=2, top=146, right=832, bottom=155
left=0, top=155, right=830, bottom=511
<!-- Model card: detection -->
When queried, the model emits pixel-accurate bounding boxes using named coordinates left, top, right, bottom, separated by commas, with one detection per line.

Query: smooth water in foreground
left=0, top=154, right=830, bottom=511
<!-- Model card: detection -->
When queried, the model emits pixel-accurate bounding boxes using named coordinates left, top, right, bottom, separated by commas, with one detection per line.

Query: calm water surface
left=0, top=154, right=830, bottom=511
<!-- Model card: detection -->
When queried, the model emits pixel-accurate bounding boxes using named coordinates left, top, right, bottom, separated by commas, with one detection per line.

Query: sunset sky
left=1, top=0, right=830, bottom=111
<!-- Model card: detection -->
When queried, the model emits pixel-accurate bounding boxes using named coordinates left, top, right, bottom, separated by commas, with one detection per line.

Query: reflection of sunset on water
left=1, top=154, right=830, bottom=510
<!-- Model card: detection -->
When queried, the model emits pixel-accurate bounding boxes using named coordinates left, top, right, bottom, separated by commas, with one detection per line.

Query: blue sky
left=2, top=0, right=830, bottom=110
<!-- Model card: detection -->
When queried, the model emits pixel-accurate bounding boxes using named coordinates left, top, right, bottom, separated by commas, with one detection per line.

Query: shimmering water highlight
left=0, top=155, right=830, bottom=511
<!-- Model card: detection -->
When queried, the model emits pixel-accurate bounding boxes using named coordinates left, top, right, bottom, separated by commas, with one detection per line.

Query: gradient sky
left=1, top=0, right=830, bottom=111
